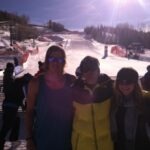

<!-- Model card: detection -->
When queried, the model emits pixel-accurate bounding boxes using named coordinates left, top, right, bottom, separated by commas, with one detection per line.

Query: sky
left=0, top=0, right=150, bottom=30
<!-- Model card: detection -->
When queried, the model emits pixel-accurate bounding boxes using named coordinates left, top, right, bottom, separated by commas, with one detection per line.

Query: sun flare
left=113, top=0, right=129, bottom=6
left=138, top=0, right=146, bottom=7
left=113, top=0, right=147, bottom=7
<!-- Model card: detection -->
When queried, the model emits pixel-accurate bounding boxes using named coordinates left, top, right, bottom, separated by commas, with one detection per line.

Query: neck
left=45, top=72, right=65, bottom=89
left=45, top=73, right=63, bottom=80
left=85, top=82, right=98, bottom=90
left=46, top=69, right=63, bottom=76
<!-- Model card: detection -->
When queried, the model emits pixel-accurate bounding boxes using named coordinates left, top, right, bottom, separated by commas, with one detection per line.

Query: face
left=82, top=69, right=99, bottom=85
left=118, top=83, right=135, bottom=96
left=47, top=51, right=65, bottom=74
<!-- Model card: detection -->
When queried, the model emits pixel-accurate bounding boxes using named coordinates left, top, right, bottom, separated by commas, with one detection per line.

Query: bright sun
left=113, top=0, right=129, bottom=6
left=113, top=0, right=146, bottom=7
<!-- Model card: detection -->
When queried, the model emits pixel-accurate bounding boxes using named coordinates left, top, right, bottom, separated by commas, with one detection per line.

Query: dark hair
left=38, top=61, right=44, bottom=68
left=116, top=67, right=138, bottom=84
left=4, top=62, right=14, bottom=75
left=3, top=63, right=14, bottom=91
left=79, top=56, right=100, bottom=74
left=14, top=57, right=19, bottom=66
left=38, top=61, right=43, bottom=66
left=44, top=45, right=66, bottom=70
left=147, top=65, right=150, bottom=72
left=6, top=62, right=14, bottom=69
left=23, top=73, right=33, bottom=83
left=113, top=67, right=143, bottom=110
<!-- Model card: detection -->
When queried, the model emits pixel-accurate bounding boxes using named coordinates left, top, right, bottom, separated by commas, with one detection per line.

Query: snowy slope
left=0, top=33, right=150, bottom=78
left=64, top=34, right=150, bottom=77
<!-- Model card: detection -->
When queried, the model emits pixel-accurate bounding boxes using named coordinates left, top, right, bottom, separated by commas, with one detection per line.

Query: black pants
left=114, top=140, right=134, bottom=150
left=114, top=139, right=150, bottom=150
left=0, top=106, right=20, bottom=149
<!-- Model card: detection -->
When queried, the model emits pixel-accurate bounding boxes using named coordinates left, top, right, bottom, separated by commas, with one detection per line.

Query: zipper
left=74, top=133, right=79, bottom=150
left=84, top=84, right=100, bottom=96
left=91, top=104, right=98, bottom=150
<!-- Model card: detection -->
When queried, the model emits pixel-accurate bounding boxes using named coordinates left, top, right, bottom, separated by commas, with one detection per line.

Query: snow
left=63, top=35, right=150, bottom=78
left=88, top=40, right=150, bottom=77
left=0, top=32, right=150, bottom=79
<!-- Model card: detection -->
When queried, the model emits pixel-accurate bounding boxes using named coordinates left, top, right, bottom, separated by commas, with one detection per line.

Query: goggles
left=48, top=57, right=65, bottom=63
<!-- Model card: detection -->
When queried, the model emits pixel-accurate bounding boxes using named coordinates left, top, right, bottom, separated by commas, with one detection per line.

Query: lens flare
left=138, top=0, right=146, bottom=8
left=138, top=0, right=145, bottom=6
left=113, top=0, right=129, bottom=6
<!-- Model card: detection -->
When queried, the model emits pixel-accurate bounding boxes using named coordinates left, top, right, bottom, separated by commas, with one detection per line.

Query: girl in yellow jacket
left=72, top=56, right=114, bottom=150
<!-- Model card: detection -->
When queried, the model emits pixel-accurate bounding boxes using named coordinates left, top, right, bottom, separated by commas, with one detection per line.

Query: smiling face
left=79, top=56, right=100, bottom=86
left=118, top=83, right=135, bottom=96
left=116, top=68, right=139, bottom=96
left=82, top=69, right=100, bottom=85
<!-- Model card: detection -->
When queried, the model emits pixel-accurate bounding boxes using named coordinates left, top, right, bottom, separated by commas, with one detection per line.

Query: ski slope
left=0, top=33, right=150, bottom=78
left=62, top=34, right=150, bottom=78
left=12, top=34, right=150, bottom=78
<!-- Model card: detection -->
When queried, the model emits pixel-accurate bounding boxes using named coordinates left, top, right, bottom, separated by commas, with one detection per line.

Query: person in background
left=141, top=65, right=150, bottom=91
left=0, top=63, right=21, bottom=150
left=26, top=45, right=76, bottom=150
left=22, top=73, right=33, bottom=110
left=102, top=45, right=108, bottom=59
left=110, top=67, right=150, bottom=150
left=72, top=56, right=114, bottom=150
left=15, top=73, right=33, bottom=111
left=13, top=56, right=24, bottom=76
left=34, top=61, right=45, bottom=77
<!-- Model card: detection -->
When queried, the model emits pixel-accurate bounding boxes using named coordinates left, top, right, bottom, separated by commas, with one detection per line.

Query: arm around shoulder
left=142, top=91, right=150, bottom=124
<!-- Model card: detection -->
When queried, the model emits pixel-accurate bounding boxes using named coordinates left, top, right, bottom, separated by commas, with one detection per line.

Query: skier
left=102, top=45, right=108, bottom=59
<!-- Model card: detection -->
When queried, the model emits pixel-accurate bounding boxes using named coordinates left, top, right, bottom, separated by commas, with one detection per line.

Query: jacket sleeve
left=142, top=92, right=150, bottom=124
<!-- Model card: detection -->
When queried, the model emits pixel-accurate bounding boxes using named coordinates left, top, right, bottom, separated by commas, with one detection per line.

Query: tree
left=47, top=20, right=65, bottom=32
left=84, top=23, right=150, bottom=49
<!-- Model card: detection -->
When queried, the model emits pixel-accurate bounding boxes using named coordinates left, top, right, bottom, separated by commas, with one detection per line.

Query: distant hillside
left=0, top=10, right=29, bottom=25
left=84, top=23, right=150, bottom=49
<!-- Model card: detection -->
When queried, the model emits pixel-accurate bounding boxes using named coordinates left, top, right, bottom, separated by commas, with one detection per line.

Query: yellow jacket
left=72, top=99, right=113, bottom=150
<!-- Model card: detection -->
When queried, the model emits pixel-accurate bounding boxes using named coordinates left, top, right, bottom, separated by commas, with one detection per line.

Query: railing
left=0, top=77, right=4, bottom=100
left=0, top=75, right=144, bottom=112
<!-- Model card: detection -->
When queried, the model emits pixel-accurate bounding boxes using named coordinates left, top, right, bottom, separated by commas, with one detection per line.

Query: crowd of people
left=0, top=45, right=149, bottom=150
left=0, top=61, right=33, bottom=150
